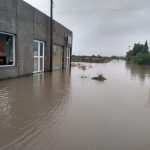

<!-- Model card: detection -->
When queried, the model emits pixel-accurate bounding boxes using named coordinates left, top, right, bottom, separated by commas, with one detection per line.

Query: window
left=66, top=47, right=71, bottom=68
left=33, top=40, right=44, bottom=73
left=0, top=32, right=15, bottom=66
left=67, top=36, right=72, bottom=44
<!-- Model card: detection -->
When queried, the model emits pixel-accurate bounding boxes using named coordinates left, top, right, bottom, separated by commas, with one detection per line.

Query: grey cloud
left=24, top=0, right=150, bottom=56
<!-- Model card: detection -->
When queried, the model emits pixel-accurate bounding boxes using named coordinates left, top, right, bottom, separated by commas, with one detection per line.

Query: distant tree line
left=72, top=55, right=125, bottom=63
left=126, top=41, right=150, bottom=65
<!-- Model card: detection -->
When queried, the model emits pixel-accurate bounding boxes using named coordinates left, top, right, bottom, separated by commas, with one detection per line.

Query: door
left=66, top=47, right=70, bottom=68
left=33, top=40, right=44, bottom=73
left=53, top=45, right=63, bottom=70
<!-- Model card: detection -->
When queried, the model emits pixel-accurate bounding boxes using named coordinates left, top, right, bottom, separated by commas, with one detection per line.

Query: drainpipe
left=50, top=0, right=54, bottom=71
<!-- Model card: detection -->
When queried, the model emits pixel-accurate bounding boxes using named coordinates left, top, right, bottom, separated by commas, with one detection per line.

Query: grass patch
left=91, top=74, right=106, bottom=81
left=79, top=65, right=87, bottom=70
left=81, top=75, right=88, bottom=79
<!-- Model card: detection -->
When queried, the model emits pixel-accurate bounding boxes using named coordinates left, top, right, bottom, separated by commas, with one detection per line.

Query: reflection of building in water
left=0, top=70, right=71, bottom=149
left=0, top=87, right=13, bottom=129
left=148, top=89, right=150, bottom=104
left=125, top=63, right=150, bottom=81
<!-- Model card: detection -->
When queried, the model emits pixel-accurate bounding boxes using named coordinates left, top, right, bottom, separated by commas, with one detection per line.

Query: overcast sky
left=24, top=0, right=150, bottom=56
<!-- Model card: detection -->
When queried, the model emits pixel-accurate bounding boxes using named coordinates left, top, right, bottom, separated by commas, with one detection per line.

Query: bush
left=126, top=41, right=150, bottom=65
left=132, top=52, right=150, bottom=65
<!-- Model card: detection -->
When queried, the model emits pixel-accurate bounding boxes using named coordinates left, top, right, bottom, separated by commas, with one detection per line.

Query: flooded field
left=0, top=60, right=150, bottom=150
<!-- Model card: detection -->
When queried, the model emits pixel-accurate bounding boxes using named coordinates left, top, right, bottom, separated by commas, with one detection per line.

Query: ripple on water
left=0, top=63, right=150, bottom=150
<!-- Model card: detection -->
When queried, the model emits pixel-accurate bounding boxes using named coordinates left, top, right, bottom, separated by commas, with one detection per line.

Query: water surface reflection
left=0, top=61, right=150, bottom=150
left=126, top=63, right=150, bottom=82
left=0, top=71, right=71, bottom=150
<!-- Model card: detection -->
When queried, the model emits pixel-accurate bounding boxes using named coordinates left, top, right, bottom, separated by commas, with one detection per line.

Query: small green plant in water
left=92, top=74, right=106, bottom=81
left=71, top=63, right=77, bottom=67
left=88, top=65, right=92, bottom=68
left=81, top=75, right=88, bottom=79
left=80, top=65, right=86, bottom=70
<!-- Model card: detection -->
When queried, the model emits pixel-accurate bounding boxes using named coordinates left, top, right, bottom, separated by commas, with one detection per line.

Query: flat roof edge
left=22, top=0, right=72, bottom=34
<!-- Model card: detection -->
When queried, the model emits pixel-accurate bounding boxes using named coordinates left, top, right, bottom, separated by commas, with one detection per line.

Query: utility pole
left=50, top=0, right=54, bottom=71
left=128, top=46, right=131, bottom=51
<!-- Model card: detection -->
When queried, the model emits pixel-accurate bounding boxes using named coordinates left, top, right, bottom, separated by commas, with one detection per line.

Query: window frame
left=66, top=47, right=71, bottom=68
left=0, top=32, right=15, bottom=67
left=33, top=40, right=45, bottom=73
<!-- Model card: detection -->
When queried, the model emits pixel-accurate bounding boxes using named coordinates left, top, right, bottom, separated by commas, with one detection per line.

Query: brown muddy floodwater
left=0, top=60, right=150, bottom=150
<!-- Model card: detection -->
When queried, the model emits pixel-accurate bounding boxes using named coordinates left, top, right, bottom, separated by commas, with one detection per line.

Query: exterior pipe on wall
left=50, top=0, right=54, bottom=71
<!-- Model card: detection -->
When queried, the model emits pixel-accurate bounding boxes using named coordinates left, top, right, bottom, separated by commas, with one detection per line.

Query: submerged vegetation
left=91, top=74, right=107, bottom=81
left=80, top=75, right=88, bottom=79
left=126, top=41, right=150, bottom=65
left=79, top=65, right=87, bottom=70
left=75, top=63, right=106, bottom=81
left=72, top=55, right=125, bottom=63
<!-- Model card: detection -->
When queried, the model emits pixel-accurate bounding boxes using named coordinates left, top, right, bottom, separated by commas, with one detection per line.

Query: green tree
left=126, top=41, right=150, bottom=65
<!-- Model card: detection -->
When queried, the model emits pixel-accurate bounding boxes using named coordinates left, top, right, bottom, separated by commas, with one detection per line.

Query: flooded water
left=0, top=60, right=150, bottom=150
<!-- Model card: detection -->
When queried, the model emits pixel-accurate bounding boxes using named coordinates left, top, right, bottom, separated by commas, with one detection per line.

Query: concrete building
left=0, top=0, right=73, bottom=80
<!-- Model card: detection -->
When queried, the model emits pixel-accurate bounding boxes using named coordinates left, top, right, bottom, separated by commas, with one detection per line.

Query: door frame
left=66, top=47, right=70, bottom=68
left=33, top=40, right=45, bottom=73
